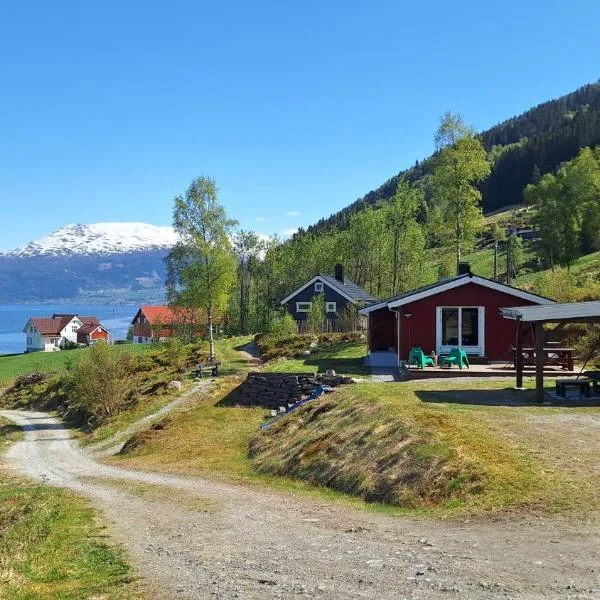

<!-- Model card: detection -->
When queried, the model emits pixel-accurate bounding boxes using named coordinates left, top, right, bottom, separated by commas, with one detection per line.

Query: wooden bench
left=556, top=378, right=591, bottom=398
left=196, top=361, right=220, bottom=378
left=583, top=371, right=600, bottom=395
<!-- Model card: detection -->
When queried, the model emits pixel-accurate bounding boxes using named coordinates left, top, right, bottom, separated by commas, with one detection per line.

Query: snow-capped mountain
left=3, top=222, right=179, bottom=258
left=0, top=222, right=180, bottom=304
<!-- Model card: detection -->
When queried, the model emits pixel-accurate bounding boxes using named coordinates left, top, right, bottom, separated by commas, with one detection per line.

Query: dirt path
left=238, top=340, right=262, bottom=364
left=92, top=381, right=213, bottom=456
left=2, top=410, right=600, bottom=599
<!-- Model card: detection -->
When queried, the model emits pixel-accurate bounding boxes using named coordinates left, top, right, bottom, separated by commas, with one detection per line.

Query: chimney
left=458, top=261, right=472, bottom=276
left=334, top=263, right=344, bottom=282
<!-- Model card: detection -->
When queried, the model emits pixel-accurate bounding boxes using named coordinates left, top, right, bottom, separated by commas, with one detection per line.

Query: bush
left=256, top=332, right=364, bottom=361
left=163, top=338, right=190, bottom=373
left=68, top=343, right=134, bottom=421
left=268, top=312, right=297, bottom=339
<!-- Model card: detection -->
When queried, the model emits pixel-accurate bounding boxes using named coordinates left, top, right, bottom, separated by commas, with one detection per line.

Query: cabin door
left=436, top=306, right=485, bottom=356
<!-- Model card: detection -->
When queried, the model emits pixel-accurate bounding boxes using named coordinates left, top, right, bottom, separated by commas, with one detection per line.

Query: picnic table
left=512, top=346, right=575, bottom=371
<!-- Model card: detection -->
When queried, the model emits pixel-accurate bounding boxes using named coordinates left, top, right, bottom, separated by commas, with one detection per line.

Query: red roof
left=78, top=323, right=106, bottom=335
left=136, top=305, right=204, bottom=325
left=30, top=315, right=77, bottom=335
left=28, top=314, right=103, bottom=336
left=79, top=316, right=100, bottom=327
left=140, top=306, right=177, bottom=324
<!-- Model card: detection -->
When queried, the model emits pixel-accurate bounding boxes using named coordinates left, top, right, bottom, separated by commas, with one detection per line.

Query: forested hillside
left=307, top=81, right=600, bottom=234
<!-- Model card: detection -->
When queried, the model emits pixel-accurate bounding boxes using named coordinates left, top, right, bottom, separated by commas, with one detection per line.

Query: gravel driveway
left=2, top=408, right=600, bottom=600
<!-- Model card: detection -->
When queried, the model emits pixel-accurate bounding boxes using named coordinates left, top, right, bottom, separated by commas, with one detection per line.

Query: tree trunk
left=208, top=306, right=215, bottom=361
left=493, top=241, right=498, bottom=281
left=456, top=204, right=461, bottom=275
left=391, top=231, right=399, bottom=295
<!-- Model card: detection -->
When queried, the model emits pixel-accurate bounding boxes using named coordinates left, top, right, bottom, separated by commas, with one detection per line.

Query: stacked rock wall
left=241, top=372, right=352, bottom=409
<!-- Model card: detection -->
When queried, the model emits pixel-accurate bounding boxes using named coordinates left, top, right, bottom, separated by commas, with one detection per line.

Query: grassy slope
left=451, top=205, right=600, bottom=287
left=0, top=343, right=152, bottom=384
left=262, top=341, right=369, bottom=376
left=84, top=337, right=254, bottom=446
left=0, top=418, right=140, bottom=599
left=109, top=336, right=600, bottom=515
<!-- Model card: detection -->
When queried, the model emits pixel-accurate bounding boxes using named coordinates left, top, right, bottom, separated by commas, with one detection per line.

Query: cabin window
left=72, top=325, right=78, bottom=332
left=296, top=302, right=311, bottom=313
left=440, top=307, right=481, bottom=348
left=314, top=282, right=324, bottom=292
left=326, top=302, right=337, bottom=313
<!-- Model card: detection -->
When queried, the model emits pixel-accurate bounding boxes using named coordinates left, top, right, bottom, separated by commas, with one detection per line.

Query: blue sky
left=1, top=0, right=599, bottom=250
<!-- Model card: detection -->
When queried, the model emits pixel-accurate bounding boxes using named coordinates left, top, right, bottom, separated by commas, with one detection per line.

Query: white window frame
left=296, top=302, right=312, bottom=313
left=435, top=306, right=485, bottom=357
left=314, top=282, right=324, bottom=292
left=326, top=301, right=337, bottom=313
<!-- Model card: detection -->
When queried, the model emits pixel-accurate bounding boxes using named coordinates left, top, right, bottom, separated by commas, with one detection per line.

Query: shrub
left=68, top=343, right=134, bottom=421
left=268, top=312, right=297, bottom=339
left=306, top=293, right=326, bottom=333
left=62, top=340, right=80, bottom=351
left=163, top=338, right=189, bottom=373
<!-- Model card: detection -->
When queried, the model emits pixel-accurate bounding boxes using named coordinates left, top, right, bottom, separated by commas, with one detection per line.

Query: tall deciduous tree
left=430, top=112, right=491, bottom=274
left=384, top=179, right=427, bottom=294
left=232, top=230, right=264, bottom=335
left=166, top=177, right=238, bottom=361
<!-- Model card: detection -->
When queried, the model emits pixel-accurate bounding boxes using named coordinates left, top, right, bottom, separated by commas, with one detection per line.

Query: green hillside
left=307, top=81, right=600, bottom=235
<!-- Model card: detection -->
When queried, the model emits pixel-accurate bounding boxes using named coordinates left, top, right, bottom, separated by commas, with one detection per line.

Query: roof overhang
left=360, top=275, right=554, bottom=315
left=500, top=301, right=600, bottom=323
left=280, top=275, right=356, bottom=305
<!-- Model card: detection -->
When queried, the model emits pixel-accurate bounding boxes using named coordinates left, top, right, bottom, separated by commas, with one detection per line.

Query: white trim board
left=435, top=306, right=485, bottom=357
left=280, top=275, right=356, bottom=305
left=360, top=275, right=554, bottom=314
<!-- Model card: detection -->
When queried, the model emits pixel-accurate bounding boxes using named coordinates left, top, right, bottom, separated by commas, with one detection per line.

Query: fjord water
left=0, top=304, right=137, bottom=355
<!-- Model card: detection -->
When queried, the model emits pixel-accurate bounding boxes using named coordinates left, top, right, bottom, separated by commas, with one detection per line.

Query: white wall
left=60, top=317, right=84, bottom=344
left=25, top=324, right=46, bottom=352
left=25, top=317, right=84, bottom=352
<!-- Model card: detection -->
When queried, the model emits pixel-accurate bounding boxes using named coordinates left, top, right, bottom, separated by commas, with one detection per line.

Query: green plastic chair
left=441, top=348, right=470, bottom=370
left=407, top=347, right=435, bottom=369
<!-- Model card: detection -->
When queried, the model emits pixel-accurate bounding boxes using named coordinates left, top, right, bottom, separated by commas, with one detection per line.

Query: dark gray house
left=280, top=264, right=377, bottom=331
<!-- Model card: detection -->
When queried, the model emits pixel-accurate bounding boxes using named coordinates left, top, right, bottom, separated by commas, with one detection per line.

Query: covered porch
left=501, top=302, right=600, bottom=402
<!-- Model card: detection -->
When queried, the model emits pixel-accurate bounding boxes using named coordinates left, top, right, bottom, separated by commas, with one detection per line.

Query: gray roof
left=501, top=301, right=600, bottom=322
left=318, top=274, right=378, bottom=304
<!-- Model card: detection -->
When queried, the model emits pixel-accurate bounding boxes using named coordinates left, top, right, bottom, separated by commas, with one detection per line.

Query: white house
left=23, top=314, right=107, bottom=352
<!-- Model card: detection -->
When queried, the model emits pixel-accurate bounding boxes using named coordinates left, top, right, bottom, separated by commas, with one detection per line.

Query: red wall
left=91, top=328, right=109, bottom=342
left=369, top=282, right=538, bottom=361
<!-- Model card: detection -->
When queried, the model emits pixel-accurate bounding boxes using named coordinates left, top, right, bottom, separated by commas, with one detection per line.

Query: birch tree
left=430, top=112, right=491, bottom=274
left=166, top=176, right=238, bottom=361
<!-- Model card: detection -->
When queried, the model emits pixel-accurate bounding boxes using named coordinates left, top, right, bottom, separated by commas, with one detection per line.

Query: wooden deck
left=407, top=363, right=579, bottom=379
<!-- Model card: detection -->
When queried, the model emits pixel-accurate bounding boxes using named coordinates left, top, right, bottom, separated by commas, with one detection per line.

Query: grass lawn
left=109, top=355, right=600, bottom=516
left=82, top=336, right=254, bottom=447
left=262, top=341, right=369, bottom=377
left=0, top=343, right=153, bottom=384
left=0, top=418, right=140, bottom=599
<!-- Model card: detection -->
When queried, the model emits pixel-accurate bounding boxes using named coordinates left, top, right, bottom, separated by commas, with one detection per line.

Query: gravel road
left=2, top=408, right=600, bottom=600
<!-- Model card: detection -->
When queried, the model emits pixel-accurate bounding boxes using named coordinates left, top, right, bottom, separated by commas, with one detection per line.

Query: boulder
left=167, top=380, right=183, bottom=390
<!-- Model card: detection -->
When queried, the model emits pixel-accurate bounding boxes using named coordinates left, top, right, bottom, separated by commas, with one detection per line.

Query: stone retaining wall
left=241, top=371, right=352, bottom=409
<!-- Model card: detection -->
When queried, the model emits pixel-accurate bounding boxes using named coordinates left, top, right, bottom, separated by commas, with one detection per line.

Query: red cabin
left=360, top=273, right=554, bottom=366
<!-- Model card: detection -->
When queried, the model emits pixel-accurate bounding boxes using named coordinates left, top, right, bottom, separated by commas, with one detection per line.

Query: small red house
left=359, top=272, right=554, bottom=366
left=131, top=305, right=205, bottom=343
left=76, top=317, right=110, bottom=345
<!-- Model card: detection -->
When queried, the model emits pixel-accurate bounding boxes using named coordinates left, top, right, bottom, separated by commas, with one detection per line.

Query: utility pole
left=493, top=240, right=498, bottom=281
left=506, top=236, right=512, bottom=286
